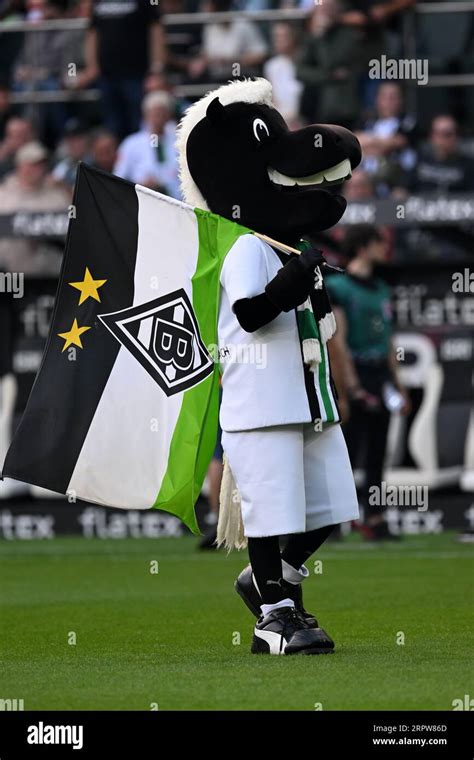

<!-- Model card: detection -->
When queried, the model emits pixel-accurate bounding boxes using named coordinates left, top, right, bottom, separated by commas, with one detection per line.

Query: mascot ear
left=206, top=97, right=227, bottom=125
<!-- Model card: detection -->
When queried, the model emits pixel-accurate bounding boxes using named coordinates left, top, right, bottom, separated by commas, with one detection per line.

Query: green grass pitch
left=1, top=532, right=473, bottom=710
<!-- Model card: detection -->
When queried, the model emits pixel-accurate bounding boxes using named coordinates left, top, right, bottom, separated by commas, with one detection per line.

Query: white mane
left=176, top=78, right=274, bottom=210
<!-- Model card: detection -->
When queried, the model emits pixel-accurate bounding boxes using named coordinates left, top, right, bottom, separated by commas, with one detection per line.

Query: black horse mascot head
left=177, top=78, right=361, bottom=245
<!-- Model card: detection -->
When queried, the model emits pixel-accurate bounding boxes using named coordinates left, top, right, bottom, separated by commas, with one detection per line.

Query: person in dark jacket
left=409, top=115, right=474, bottom=194
left=297, top=0, right=363, bottom=129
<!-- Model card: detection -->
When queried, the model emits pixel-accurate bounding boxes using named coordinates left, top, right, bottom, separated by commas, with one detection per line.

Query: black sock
left=247, top=536, right=285, bottom=605
left=281, top=525, right=335, bottom=571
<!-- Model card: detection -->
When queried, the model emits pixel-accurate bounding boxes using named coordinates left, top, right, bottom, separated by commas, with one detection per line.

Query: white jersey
left=217, top=234, right=339, bottom=432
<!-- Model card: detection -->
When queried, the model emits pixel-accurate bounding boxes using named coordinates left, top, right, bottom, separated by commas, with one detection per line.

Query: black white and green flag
left=1, top=164, right=250, bottom=533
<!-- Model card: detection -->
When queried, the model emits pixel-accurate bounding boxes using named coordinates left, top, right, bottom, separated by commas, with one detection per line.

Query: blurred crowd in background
left=0, top=0, right=474, bottom=274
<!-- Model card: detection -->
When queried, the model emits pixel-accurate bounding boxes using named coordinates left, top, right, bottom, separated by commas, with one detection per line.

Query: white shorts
left=222, top=423, right=359, bottom=537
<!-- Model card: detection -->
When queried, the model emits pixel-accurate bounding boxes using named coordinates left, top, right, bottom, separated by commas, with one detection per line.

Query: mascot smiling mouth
left=267, top=157, right=352, bottom=191
left=177, top=79, right=361, bottom=245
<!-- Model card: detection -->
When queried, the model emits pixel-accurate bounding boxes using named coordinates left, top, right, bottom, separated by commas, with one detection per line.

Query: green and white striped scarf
left=295, top=240, right=336, bottom=372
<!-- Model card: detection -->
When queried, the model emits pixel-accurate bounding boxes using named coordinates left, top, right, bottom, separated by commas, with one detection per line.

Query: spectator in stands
left=297, top=0, right=363, bottom=129
left=404, top=114, right=474, bottom=260
left=0, top=1, right=25, bottom=82
left=356, top=82, right=416, bottom=195
left=344, top=168, right=375, bottom=200
left=340, top=0, right=416, bottom=51
left=144, top=72, right=170, bottom=94
left=263, top=22, right=302, bottom=126
left=161, top=0, right=202, bottom=84
left=0, top=141, right=70, bottom=275
left=329, top=169, right=376, bottom=252
left=90, top=129, right=118, bottom=174
left=409, top=115, right=474, bottom=194
left=189, top=0, right=268, bottom=83
left=51, top=117, right=90, bottom=191
left=59, top=0, right=89, bottom=91
left=340, top=0, right=416, bottom=108
left=81, top=0, right=166, bottom=139
left=143, top=71, right=189, bottom=124
left=0, top=116, right=35, bottom=179
left=341, top=168, right=395, bottom=260
left=12, top=0, right=70, bottom=144
left=0, top=82, right=19, bottom=140
left=114, top=91, right=180, bottom=199
left=23, top=0, right=44, bottom=21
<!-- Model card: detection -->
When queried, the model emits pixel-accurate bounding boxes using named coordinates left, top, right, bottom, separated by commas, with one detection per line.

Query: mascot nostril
left=177, top=78, right=361, bottom=656
left=178, top=78, right=361, bottom=245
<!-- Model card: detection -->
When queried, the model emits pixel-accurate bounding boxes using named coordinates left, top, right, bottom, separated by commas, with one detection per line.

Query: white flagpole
left=253, top=232, right=300, bottom=255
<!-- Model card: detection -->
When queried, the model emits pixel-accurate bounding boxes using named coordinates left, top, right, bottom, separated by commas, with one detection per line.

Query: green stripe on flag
left=152, top=209, right=250, bottom=534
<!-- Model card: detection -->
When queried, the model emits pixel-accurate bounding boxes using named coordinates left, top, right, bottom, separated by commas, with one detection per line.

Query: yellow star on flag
left=68, top=267, right=107, bottom=305
left=58, top=319, right=91, bottom=352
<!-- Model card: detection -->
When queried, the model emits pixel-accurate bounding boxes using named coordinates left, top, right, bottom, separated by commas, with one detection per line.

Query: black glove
left=233, top=293, right=281, bottom=333
left=265, top=248, right=326, bottom=312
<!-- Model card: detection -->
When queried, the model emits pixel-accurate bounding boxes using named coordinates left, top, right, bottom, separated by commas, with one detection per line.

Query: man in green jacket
left=327, top=224, right=411, bottom=540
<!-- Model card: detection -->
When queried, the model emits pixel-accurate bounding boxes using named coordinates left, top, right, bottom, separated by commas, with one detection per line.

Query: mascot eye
left=252, top=118, right=270, bottom=143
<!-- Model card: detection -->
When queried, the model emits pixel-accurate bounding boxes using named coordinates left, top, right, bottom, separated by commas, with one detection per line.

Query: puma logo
left=266, top=579, right=283, bottom=588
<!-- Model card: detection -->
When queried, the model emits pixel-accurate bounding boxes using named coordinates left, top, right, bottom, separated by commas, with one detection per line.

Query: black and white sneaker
left=252, top=606, right=334, bottom=655
left=236, top=565, right=335, bottom=650
left=236, top=564, right=317, bottom=626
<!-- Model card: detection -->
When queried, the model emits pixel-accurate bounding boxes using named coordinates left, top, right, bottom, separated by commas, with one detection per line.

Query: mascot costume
left=177, top=78, right=362, bottom=656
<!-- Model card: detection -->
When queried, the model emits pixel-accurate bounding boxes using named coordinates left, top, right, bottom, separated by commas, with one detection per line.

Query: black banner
left=0, top=211, right=69, bottom=239
left=0, top=195, right=473, bottom=238
left=342, top=195, right=474, bottom=227
left=0, top=711, right=471, bottom=757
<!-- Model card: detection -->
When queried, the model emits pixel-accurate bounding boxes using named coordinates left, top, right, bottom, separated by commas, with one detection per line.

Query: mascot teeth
left=267, top=158, right=352, bottom=189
